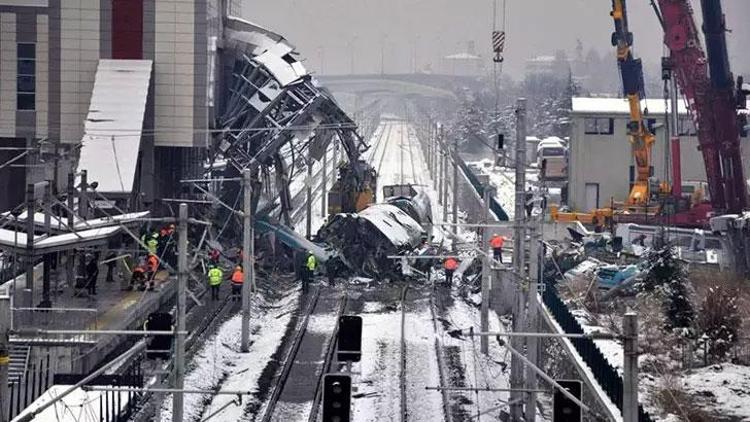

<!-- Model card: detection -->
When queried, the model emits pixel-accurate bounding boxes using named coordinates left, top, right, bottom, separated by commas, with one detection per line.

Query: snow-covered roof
left=0, top=226, right=120, bottom=254
left=537, top=136, right=566, bottom=148
left=77, top=60, right=153, bottom=193
left=572, top=97, right=690, bottom=115
left=224, top=16, right=308, bottom=87
left=573, top=96, right=750, bottom=116
left=444, top=52, right=481, bottom=60
left=1, top=211, right=148, bottom=232
left=0, top=228, right=39, bottom=246
left=0, top=211, right=82, bottom=232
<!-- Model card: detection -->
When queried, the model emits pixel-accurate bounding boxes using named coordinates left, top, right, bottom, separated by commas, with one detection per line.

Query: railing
left=8, top=355, right=53, bottom=420
left=12, top=307, right=99, bottom=343
left=542, top=278, right=655, bottom=421
left=454, top=154, right=510, bottom=221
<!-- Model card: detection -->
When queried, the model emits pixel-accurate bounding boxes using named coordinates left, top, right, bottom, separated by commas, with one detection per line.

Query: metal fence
left=542, top=278, right=655, bottom=422
left=454, top=154, right=510, bottom=221
left=8, top=355, right=53, bottom=419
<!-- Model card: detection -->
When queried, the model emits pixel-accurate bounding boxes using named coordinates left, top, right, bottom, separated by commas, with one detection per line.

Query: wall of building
left=59, top=0, right=100, bottom=144
left=569, top=112, right=750, bottom=211
left=0, top=12, right=17, bottom=136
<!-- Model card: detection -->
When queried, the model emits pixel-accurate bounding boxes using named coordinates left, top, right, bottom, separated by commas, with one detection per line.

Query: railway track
left=375, top=123, right=393, bottom=178
left=399, top=286, right=409, bottom=422
left=429, top=286, right=454, bottom=422
left=260, top=287, right=348, bottom=422
left=396, top=284, right=453, bottom=422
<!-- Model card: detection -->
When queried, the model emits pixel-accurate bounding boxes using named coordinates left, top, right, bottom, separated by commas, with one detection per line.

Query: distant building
left=568, top=97, right=750, bottom=212
left=442, top=41, right=482, bottom=77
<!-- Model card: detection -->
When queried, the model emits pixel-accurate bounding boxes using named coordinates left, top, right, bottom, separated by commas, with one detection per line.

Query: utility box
left=553, top=380, right=582, bottom=422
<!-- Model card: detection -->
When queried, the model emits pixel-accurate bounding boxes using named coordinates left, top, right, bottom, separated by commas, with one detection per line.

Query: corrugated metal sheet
left=77, top=60, right=153, bottom=194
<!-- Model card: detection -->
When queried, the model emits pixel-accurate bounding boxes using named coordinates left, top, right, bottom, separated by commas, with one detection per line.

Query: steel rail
left=429, top=288, right=454, bottom=422
left=260, top=287, right=323, bottom=422
left=399, top=285, right=409, bottom=422
left=307, top=293, right=348, bottom=422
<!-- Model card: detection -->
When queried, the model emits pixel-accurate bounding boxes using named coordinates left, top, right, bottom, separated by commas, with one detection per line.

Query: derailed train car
left=317, top=185, right=433, bottom=278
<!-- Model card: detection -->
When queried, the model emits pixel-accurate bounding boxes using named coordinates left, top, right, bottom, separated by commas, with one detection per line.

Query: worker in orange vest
left=146, top=254, right=159, bottom=291
left=490, top=234, right=505, bottom=263
left=230, top=265, right=244, bottom=300
left=443, top=257, right=458, bottom=285
left=131, top=265, right=147, bottom=291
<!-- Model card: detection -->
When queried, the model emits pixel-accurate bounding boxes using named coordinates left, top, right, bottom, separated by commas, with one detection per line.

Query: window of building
left=17, top=43, right=35, bottom=111
left=678, top=118, right=697, bottom=136
left=584, top=118, right=614, bottom=135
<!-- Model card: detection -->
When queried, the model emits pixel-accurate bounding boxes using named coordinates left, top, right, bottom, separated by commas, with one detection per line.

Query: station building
left=0, top=0, right=245, bottom=211
left=568, top=97, right=750, bottom=212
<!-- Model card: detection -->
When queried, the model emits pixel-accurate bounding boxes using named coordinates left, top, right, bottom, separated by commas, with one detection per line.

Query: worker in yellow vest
left=302, top=251, right=317, bottom=294
left=208, top=265, right=223, bottom=300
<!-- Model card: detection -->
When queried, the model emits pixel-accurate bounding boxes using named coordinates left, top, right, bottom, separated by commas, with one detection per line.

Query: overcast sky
left=242, top=0, right=749, bottom=78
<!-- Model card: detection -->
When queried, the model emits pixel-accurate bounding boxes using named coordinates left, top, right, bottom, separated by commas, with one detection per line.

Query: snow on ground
left=682, top=364, right=750, bottom=420
left=469, top=158, right=539, bottom=221
left=441, top=293, right=515, bottom=419
left=351, top=303, right=405, bottom=421
left=403, top=301, right=447, bottom=421
left=159, top=291, right=299, bottom=421
left=570, top=309, right=624, bottom=375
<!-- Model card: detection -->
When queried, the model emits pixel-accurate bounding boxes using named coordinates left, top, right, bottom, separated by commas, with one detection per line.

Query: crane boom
left=610, top=0, right=656, bottom=206
left=655, top=0, right=747, bottom=213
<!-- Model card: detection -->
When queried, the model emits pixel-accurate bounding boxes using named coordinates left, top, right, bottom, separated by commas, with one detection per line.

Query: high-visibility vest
left=208, top=268, right=223, bottom=286
left=146, top=238, right=158, bottom=255
left=147, top=255, right=159, bottom=272
left=306, top=255, right=317, bottom=271
left=231, top=270, right=244, bottom=284
left=490, top=235, right=505, bottom=249
left=444, top=258, right=458, bottom=271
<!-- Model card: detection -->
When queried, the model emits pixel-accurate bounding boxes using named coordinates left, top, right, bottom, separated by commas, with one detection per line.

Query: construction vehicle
left=610, top=0, right=662, bottom=207
left=550, top=204, right=614, bottom=232
left=554, top=0, right=747, bottom=230
left=552, top=0, right=662, bottom=228
left=653, top=0, right=748, bottom=215
left=327, top=159, right=377, bottom=215
left=651, top=0, right=750, bottom=273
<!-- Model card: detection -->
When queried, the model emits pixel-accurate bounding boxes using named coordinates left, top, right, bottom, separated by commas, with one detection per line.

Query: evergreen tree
left=638, top=246, right=695, bottom=333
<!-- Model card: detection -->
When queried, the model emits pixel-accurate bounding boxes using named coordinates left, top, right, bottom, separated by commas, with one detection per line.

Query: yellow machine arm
left=611, top=0, right=657, bottom=205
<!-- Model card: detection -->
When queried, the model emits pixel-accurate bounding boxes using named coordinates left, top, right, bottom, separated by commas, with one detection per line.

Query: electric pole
left=623, top=312, right=639, bottom=422
left=305, top=150, right=312, bottom=239
left=25, top=183, right=35, bottom=308
left=510, top=98, right=527, bottom=421
left=66, top=173, right=75, bottom=300
left=442, top=138, right=449, bottom=222
left=173, top=203, right=188, bottom=422
left=0, top=294, right=10, bottom=422
left=241, top=169, right=254, bottom=353
left=452, top=136, right=459, bottom=235
left=524, top=221, right=541, bottom=422
left=321, top=144, right=328, bottom=218
left=481, top=186, right=495, bottom=354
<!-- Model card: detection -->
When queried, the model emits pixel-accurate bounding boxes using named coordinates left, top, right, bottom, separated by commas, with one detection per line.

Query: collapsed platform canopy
left=76, top=60, right=153, bottom=194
